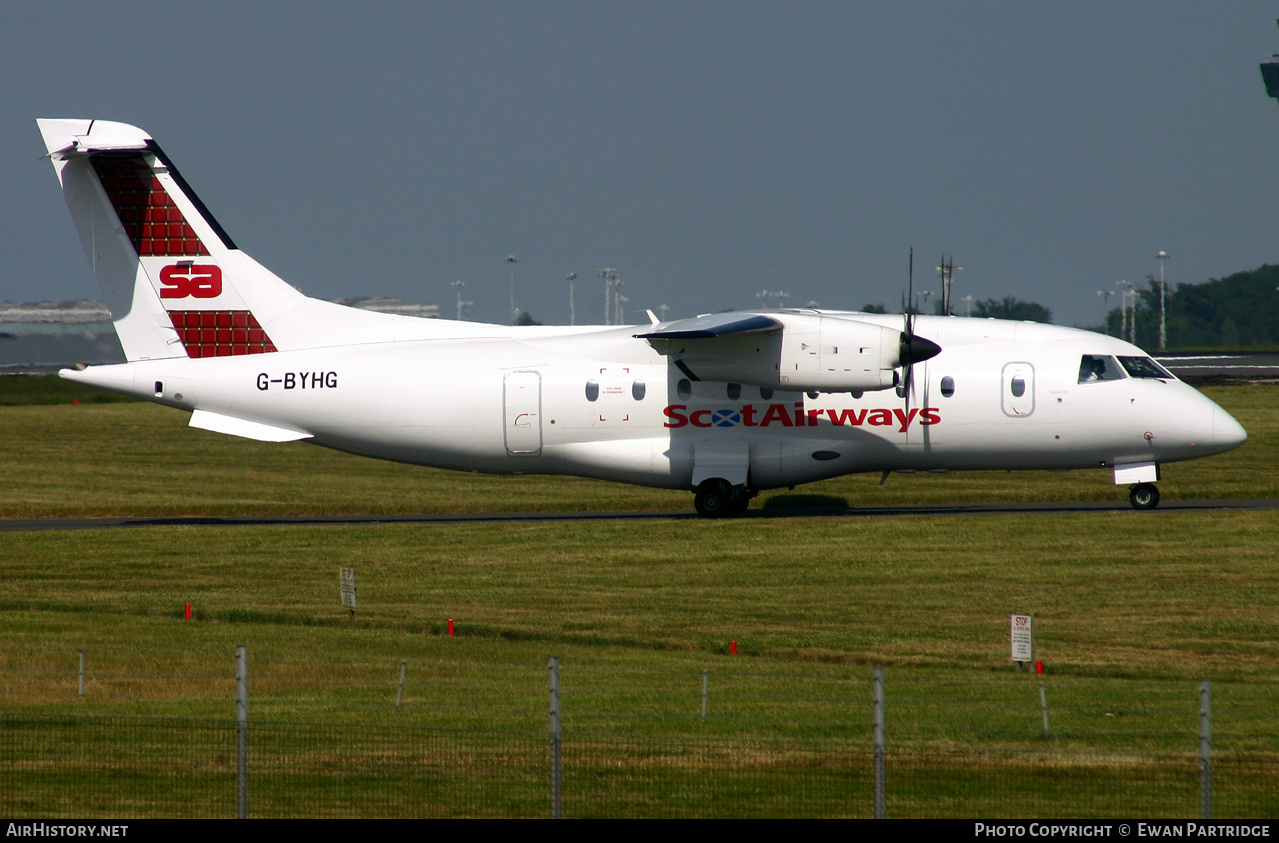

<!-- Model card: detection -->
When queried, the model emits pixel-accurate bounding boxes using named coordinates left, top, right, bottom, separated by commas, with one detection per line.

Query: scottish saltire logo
left=711, top=409, right=741, bottom=427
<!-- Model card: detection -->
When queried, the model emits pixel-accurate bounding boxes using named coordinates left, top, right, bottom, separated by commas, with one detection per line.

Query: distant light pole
left=1097, top=289, right=1114, bottom=335
left=596, top=268, right=617, bottom=325
left=960, top=294, right=975, bottom=317
left=657, top=303, right=669, bottom=322
left=506, top=255, right=519, bottom=324
left=756, top=290, right=788, bottom=310
left=1116, top=280, right=1134, bottom=343
left=615, top=294, right=628, bottom=325
left=565, top=272, right=577, bottom=325
left=611, top=278, right=625, bottom=325
left=451, top=280, right=466, bottom=321
left=1155, top=251, right=1169, bottom=349
left=935, top=257, right=963, bottom=315
left=916, top=290, right=933, bottom=314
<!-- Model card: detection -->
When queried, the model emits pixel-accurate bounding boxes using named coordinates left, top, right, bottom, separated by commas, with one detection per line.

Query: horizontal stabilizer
left=189, top=409, right=312, bottom=442
left=38, top=119, right=151, bottom=157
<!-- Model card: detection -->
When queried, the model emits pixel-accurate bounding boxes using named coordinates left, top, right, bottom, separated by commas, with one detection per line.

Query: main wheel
left=694, top=486, right=730, bottom=518
left=1129, top=483, right=1160, bottom=510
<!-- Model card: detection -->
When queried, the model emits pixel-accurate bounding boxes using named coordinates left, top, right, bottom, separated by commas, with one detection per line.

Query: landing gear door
left=1001, top=362, right=1035, bottom=418
left=504, top=371, right=543, bottom=456
left=691, top=440, right=750, bottom=488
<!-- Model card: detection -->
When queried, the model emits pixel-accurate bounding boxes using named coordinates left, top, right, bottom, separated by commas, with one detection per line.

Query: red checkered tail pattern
left=37, top=119, right=308, bottom=362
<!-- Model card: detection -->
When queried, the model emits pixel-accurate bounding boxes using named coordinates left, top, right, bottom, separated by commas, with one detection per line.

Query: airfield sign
left=340, top=567, right=356, bottom=616
left=1010, top=613, right=1034, bottom=663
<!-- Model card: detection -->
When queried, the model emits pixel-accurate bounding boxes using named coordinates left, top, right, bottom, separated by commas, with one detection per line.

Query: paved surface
left=1155, top=351, right=1279, bottom=378
left=2, top=498, right=1275, bottom=533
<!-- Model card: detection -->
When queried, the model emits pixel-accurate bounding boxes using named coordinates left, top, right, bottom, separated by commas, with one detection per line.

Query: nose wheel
left=1129, top=483, right=1160, bottom=510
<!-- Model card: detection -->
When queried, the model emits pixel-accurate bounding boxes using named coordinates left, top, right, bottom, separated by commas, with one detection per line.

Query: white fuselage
left=69, top=313, right=1245, bottom=493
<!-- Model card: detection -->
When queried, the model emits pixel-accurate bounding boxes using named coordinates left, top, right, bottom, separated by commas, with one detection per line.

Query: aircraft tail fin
left=37, top=119, right=306, bottom=362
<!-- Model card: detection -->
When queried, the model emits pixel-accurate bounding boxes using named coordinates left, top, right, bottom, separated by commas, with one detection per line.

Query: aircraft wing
left=635, top=310, right=909, bottom=392
left=634, top=313, right=781, bottom=340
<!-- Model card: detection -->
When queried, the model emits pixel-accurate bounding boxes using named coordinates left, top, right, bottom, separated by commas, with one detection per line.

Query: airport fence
left=1, top=645, right=1276, bottom=818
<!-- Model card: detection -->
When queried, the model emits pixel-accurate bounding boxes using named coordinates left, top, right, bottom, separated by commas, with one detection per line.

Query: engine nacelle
left=671, top=313, right=903, bottom=393
left=776, top=314, right=901, bottom=392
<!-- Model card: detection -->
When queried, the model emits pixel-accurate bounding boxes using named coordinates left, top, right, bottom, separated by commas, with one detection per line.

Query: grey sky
left=6, top=2, right=1279, bottom=329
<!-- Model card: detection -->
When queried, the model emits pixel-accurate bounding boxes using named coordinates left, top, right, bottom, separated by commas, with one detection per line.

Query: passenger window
left=940, top=376, right=955, bottom=398
left=632, top=380, right=646, bottom=400
left=1078, top=355, right=1125, bottom=383
left=727, top=383, right=741, bottom=400
left=760, top=387, right=774, bottom=400
left=585, top=380, right=599, bottom=401
left=1118, top=356, right=1174, bottom=380
left=1010, top=377, right=1025, bottom=398
left=677, top=378, right=692, bottom=399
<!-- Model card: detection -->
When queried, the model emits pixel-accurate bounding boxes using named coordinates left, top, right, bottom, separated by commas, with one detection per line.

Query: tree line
left=861, top=263, right=1278, bottom=349
left=1097, top=263, right=1279, bottom=349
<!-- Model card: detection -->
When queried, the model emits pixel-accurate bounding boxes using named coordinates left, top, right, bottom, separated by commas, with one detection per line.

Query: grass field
left=1, top=376, right=1276, bottom=817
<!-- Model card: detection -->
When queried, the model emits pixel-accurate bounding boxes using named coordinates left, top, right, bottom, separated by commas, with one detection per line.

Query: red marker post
left=730, top=640, right=737, bottom=655
left=184, top=603, right=191, bottom=620
left=447, top=619, right=454, bottom=637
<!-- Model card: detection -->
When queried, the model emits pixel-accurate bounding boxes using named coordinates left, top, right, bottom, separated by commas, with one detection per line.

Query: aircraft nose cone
left=1213, top=405, right=1247, bottom=450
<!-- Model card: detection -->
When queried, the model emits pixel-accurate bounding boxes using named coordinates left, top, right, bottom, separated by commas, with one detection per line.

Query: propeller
left=897, top=248, right=942, bottom=406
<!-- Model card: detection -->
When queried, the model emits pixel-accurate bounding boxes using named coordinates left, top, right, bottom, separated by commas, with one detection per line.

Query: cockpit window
left=1118, top=356, right=1174, bottom=380
left=1078, top=355, right=1126, bottom=383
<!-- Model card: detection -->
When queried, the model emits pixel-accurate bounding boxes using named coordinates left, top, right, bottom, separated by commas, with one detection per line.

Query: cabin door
left=504, top=371, right=543, bottom=456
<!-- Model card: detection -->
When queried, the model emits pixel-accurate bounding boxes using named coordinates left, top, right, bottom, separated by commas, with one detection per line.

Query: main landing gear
left=693, top=479, right=756, bottom=518
left=1129, top=482, right=1160, bottom=510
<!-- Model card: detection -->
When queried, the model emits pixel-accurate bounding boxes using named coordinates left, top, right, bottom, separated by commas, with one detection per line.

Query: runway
left=1155, top=351, right=1279, bottom=378
left=2, top=497, right=1275, bottom=533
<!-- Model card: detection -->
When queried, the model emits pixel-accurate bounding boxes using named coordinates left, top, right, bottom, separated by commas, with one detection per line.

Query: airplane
left=35, top=118, right=1247, bottom=517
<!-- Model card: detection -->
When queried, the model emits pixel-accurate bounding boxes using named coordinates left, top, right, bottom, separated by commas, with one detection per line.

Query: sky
left=5, top=2, right=1279, bottom=329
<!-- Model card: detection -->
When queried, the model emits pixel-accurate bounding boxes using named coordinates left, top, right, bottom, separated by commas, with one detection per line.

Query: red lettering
left=663, top=403, right=939, bottom=432
left=893, top=408, right=919, bottom=432
left=760, top=403, right=794, bottom=427
left=826, top=408, right=868, bottom=426
left=159, top=264, right=223, bottom=299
